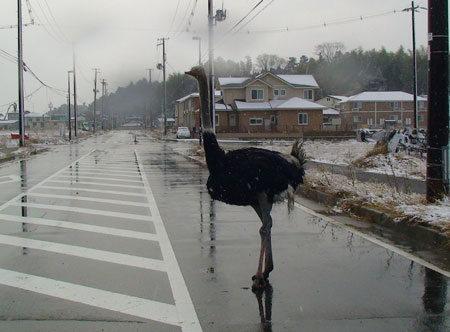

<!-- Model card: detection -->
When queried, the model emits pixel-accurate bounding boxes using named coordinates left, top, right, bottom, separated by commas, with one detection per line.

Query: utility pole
left=157, top=38, right=168, bottom=135
left=17, top=0, right=25, bottom=147
left=101, top=79, right=106, bottom=131
left=426, top=0, right=449, bottom=201
left=146, top=68, right=153, bottom=129
left=403, top=1, right=426, bottom=129
left=73, top=49, right=78, bottom=137
left=67, top=71, right=72, bottom=141
left=208, top=0, right=215, bottom=132
left=192, top=36, right=202, bottom=65
left=93, top=68, right=100, bottom=133
left=207, top=1, right=226, bottom=133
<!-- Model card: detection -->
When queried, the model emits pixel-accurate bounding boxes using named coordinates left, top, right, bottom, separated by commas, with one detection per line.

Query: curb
left=0, top=147, right=50, bottom=165
left=297, top=186, right=450, bottom=250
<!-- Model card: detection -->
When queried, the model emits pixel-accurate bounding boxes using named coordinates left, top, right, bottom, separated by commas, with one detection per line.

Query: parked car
left=176, top=127, right=190, bottom=139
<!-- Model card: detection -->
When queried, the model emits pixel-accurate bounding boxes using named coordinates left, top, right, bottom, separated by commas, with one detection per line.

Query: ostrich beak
left=185, top=70, right=194, bottom=76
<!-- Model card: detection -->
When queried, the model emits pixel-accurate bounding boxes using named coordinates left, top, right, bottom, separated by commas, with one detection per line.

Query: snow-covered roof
left=215, top=103, right=232, bottom=110
left=328, top=95, right=348, bottom=101
left=0, top=120, right=18, bottom=124
left=219, top=74, right=318, bottom=88
left=276, top=75, right=319, bottom=88
left=218, top=77, right=250, bottom=87
left=323, top=108, right=339, bottom=115
left=25, top=112, right=49, bottom=118
left=176, top=90, right=221, bottom=103
left=235, top=97, right=325, bottom=110
left=343, top=91, right=427, bottom=103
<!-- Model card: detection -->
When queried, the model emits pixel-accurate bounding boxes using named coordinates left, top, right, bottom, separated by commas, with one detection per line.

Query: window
left=229, top=114, right=236, bottom=126
left=353, top=116, right=362, bottom=122
left=390, top=115, right=398, bottom=121
left=251, top=89, right=264, bottom=100
left=391, top=102, right=400, bottom=109
left=298, top=113, right=308, bottom=125
left=418, top=115, right=425, bottom=121
left=353, top=102, right=362, bottom=109
left=249, top=118, right=263, bottom=125
left=405, top=118, right=412, bottom=125
left=303, top=90, right=313, bottom=100
left=367, top=118, right=373, bottom=125
left=215, top=114, right=219, bottom=126
left=380, top=118, right=385, bottom=125
left=280, top=89, right=286, bottom=96
left=270, top=115, right=278, bottom=124
left=418, top=101, right=426, bottom=109
left=274, top=89, right=279, bottom=96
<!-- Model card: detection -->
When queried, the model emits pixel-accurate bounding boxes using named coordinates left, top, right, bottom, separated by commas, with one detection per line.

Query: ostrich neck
left=197, top=73, right=225, bottom=173
left=198, top=75, right=212, bottom=131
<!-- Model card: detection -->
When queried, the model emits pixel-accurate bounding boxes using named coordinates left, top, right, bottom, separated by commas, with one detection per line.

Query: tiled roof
left=235, top=97, right=325, bottom=110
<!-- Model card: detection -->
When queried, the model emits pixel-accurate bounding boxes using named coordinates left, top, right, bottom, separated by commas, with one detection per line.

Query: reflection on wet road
left=0, top=131, right=448, bottom=331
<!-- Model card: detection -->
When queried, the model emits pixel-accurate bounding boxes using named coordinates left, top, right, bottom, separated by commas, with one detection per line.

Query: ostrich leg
left=252, top=195, right=273, bottom=290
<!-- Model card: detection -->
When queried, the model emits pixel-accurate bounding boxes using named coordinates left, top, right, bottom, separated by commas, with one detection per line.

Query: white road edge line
left=0, top=234, right=166, bottom=272
left=294, top=202, right=450, bottom=278
left=135, top=150, right=203, bottom=332
left=0, top=214, right=158, bottom=242
left=0, top=268, right=179, bottom=326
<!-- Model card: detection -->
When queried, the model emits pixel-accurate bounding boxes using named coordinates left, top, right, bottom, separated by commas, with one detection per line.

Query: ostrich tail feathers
left=291, top=139, right=307, bottom=166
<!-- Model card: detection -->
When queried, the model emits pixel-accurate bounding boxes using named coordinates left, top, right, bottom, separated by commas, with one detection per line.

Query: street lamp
left=192, top=36, right=202, bottom=66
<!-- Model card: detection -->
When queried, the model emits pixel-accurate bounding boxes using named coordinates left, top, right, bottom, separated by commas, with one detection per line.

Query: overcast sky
left=0, top=0, right=433, bottom=115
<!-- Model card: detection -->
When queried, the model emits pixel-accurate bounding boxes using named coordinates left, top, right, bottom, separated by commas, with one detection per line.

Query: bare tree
left=256, top=53, right=286, bottom=72
left=314, top=42, right=345, bottom=63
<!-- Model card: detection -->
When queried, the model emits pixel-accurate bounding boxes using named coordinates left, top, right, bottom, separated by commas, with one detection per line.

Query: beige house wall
left=245, top=82, right=271, bottom=102
left=222, top=88, right=246, bottom=104
left=277, top=109, right=323, bottom=131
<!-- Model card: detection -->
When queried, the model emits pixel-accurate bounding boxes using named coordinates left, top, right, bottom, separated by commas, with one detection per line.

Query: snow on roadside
left=172, top=139, right=448, bottom=234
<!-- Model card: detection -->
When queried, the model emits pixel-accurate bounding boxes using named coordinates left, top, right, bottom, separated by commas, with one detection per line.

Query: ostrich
left=186, top=66, right=306, bottom=289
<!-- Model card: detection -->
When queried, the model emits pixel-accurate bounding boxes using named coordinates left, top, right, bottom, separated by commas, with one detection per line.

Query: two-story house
left=216, top=72, right=325, bottom=135
left=339, top=91, right=427, bottom=130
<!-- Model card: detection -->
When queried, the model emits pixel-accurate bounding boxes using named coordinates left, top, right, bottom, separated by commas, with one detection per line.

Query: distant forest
left=51, top=43, right=429, bottom=122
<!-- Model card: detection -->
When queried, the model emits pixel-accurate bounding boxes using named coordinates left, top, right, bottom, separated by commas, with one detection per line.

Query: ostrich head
left=185, top=66, right=206, bottom=80
left=185, top=66, right=212, bottom=130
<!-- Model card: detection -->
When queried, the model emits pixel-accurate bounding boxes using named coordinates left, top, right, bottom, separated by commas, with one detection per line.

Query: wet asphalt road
left=0, top=131, right=448, bottom=332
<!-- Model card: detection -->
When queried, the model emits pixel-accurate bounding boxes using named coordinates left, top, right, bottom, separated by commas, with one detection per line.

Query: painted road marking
left=9, top=202, right=153, bottom=221
left=60, top=171, right=142, bottom=179
left=136, top=150, right=203, bottom=332
left=47, top=179, right=144, bottom=189
left=26, top=193, right=149, bottom=207
left=294, top=202, right=450, bottom=278
left=37, top=185, right=145, bottom=197
left=55, top=175, right=143, bottom=183
left=0, top=268, right=179, bottom=326
left=0, top=148, right=203, bottom=332
left=0, top=175, right=20, bottom=184
left=0, top=234, right=166, bottom=271
left=0, top=214, right=158, bottom=241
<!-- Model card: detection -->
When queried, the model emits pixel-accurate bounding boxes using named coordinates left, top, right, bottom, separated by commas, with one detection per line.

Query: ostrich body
left=186, top=66, right=305, bottom=289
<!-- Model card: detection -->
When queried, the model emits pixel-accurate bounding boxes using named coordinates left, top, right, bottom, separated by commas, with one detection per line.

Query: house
left=316, top=95, right=348, bottom=109
left=175, top=91, right=222, bottom=133
left=216, top=72, right=325, bottom=135
left=338, top=91, right=427, bottom=130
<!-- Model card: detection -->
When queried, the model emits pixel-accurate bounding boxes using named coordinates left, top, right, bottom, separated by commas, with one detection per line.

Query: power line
left=42, top=0, right=70, bottom=42
left=225, top=0, right=265, bottom=35
left=238, top=8, right=402, bottom=35
left=234, top=0, right=276, bottom=34
left=168, top=0, right=182, bottom=36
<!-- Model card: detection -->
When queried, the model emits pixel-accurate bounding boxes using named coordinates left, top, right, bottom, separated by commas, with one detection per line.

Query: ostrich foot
left=252, top=274, right=270, bottom=291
